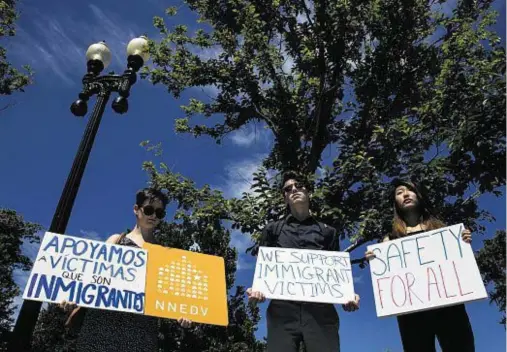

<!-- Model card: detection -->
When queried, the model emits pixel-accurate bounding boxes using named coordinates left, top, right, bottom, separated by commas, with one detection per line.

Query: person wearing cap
left=365, top=178, right=474, bottom=352
left=246, top=171, right=360, bottom=352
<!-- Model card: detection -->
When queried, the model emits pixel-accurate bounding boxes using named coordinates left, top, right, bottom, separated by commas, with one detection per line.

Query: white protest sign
left=23, top=232, right=147, bottom=314
left=252, top=247, right=355, bottom=304
left=367, top=224, right=487, bottom=317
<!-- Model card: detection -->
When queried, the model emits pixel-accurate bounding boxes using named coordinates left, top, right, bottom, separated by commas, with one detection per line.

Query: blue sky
left=1, top=0, right=505, bottom=351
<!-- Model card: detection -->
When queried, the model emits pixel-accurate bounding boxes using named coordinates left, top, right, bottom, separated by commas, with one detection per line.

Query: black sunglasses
left=142, top=205, right=166, bottom=219
left=283, top=182, right=306, bottom=193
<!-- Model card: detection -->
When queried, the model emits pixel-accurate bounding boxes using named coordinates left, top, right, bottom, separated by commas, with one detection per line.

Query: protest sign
left=367, top=224, right=488, bottom=317
left=23, top=232, right=147, bottom=314
left=143, top=244, right=229, bottom=326
left=251, top=247, right=355, bottom=304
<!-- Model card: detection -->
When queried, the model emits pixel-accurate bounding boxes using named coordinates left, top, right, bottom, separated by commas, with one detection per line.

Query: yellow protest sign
left=143, top=243, right=228, bottom=326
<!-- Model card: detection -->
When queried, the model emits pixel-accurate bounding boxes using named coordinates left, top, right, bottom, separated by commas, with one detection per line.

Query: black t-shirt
left=259, top=215, right=339, bottom=252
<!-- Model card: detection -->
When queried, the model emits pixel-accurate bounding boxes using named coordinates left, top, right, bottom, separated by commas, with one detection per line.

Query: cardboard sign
left=23, top=232, right=147, bottom=314
left=251, top=247, right=355, bottom=304
left=143, top=244, right=228, bottom=326
left=367, top=224, right=488, bottom=317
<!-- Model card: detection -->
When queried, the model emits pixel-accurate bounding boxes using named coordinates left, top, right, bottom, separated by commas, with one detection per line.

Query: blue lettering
left=51, top=277, right=77, bottom=301
left=80, top=258, right=93, bottom=271
left=49, top=255, right=63, bottom=269
left=113, top=266, right=125, bottom=280
left=109, top=246, right=123, bottom=264
left=114, top=289, right=129, bottom=309
left=61, top=238, right=76, bottom=253
left=432, top=230, right=449, bottom=259
left=386, top=243, right=404, bottom=271
left=96, top=245, right=108, bottom=261
left=89, top=241, right=101, bottom=258
left=448, top=226, right=464, bottom=258
left=122, top=250, right=135, bottom=265
left=81, top=283, right=96, bottom=304
left=400, top=238, right=415, bottom=266
left=75, top=281, right=83, bottom=304
left=126, top=268, right=137, bottom=282
left=35, top=274, right=55, bottom=299
left=371, top=248, right=387, bottom=276
left=416, top=235, right=434, bottom=265
left=98, top=263, right=114, bottom=276
left=133, top=292, right=144, bottom=312
left=26, top=274, right=39, bottom=297
left=66, top=258, right=78, bottom=272
left=95, top=285, right=110, bottom=308
left=134, top=251, right=146, bottom=267
left=43, top=236, right=60, bottom=252
left=73, top=240, right=88, bottom=255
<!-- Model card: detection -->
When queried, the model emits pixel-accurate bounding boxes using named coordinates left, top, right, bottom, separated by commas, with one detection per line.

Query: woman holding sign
left=63, top=188, right=192, bottom=352
left=365, top=178, right=474, bottom=352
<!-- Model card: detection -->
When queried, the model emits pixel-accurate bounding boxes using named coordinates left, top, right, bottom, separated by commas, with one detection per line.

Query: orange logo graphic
left=143, top=244, right=228, bottom=326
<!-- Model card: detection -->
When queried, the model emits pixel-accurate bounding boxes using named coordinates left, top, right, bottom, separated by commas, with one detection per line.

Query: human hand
left=343, top=294, right=360, bottom=312
left=59, top=300, right=77, bottom=313
left=246, top=287, right=266, bottom=303
left=178, top=317, right=193, bottom=329
left=365, top=250, right=376, bottom=261
left=462, top=229, right=472, bottom=244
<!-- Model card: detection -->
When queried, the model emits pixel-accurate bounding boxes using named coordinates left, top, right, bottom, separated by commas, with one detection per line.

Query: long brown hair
left=390, top=179, right=446, bottom=239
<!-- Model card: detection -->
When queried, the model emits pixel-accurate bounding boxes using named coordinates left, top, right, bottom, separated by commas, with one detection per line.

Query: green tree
left=31, top=304, right=76, bottom=352
left=146, top=163, right=266, bottom=351
left=0, top=0, right=32, bottom=97
left=476, top=230, right=506, bottom=325
left=144, top=0, right=504, bottom=256
left=0, top=209, right=41, bottom=351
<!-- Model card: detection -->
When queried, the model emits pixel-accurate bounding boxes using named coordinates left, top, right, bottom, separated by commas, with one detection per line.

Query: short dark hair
left=136, top=188, right=169, bottom=208
left=280, top=170, right=313, bottom=193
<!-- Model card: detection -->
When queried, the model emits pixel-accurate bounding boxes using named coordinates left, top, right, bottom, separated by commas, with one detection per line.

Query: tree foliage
left=0, top=209, right=41, bottom=351
left=476, top=230, right=506, bottom=325
left=145, top=0, right=505, bottom=258
left=0, top=0, right=32, bottom=96
left=31, top=304, right=76, bottom=352
left=145, top=162, right=265, bottom=351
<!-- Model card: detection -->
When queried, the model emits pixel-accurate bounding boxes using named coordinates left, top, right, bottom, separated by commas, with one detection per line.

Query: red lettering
left=427, top=267, right=441, bottom=301
left=439, top=264, right=456, bottom=298
left=391, top=275, right=407, bottom=307
left=405, top=272, right=423, bottom=305
left=452, top=261, right=473, bottom=296
left=377, top=277, right=390, bottom=309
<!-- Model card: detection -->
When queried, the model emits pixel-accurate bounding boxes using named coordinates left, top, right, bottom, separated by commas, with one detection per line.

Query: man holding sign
left=247, top=171, right=360, bottom=352
left=365, top=178, right=480, bottom=352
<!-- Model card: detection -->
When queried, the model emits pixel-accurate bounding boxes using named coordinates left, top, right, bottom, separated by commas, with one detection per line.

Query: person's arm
left=328, top=227, right=340, bottom=251
left=246, top=223, right=273, bottom=303
left=106, top=234, right=123, bottom=244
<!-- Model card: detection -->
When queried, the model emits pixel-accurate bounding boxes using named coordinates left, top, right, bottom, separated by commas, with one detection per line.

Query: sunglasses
left=142, top=205, right=166, bottom=219
left=283, top=182, right=306, bottom=193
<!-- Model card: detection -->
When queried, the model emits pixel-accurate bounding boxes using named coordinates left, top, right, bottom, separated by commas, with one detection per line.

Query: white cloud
left=79, top=229, right=107, bottom=241
left=11, top=4, right=141, bottom=85
left=353, top=274, right=364, bottom=285
left=218, top=154, right=267, bottom=199
left=230, top=229, right=254, bottom=253
left=230, top=229, right=256, bottom=271
left=230, top=124, right=270, bottom=147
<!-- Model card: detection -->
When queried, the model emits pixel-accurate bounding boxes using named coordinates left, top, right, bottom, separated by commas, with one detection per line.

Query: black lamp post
left=7, top=36, right=150, bottom=352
